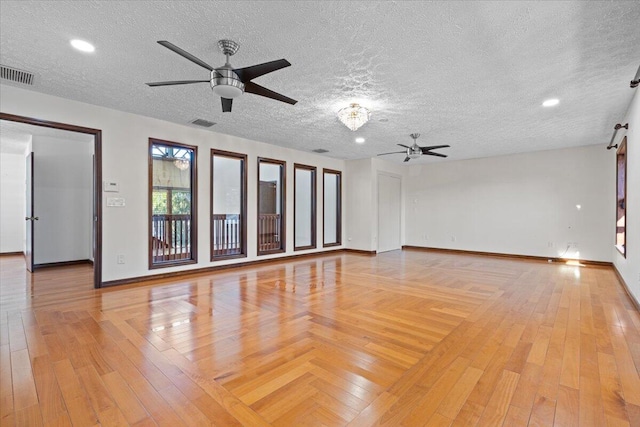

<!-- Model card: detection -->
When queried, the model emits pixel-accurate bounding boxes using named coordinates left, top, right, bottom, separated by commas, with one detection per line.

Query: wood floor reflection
left=1, top=250, right=639, bottom=426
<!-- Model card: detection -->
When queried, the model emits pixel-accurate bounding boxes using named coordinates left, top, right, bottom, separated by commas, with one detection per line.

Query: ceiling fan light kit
left=146, top=39, right=297, bottom=112
left=337, top=103, right=371, bottom=131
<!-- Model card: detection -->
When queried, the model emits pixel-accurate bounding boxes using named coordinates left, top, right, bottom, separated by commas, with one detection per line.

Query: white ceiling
left=1, top=1, right=638, bottom=163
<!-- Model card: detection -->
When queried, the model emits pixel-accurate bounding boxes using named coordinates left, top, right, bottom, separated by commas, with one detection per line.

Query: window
left=616, top=137, right=627, bottom=257
left=258, top=158, right=285, bottom=254
left=211, top=150, right=247, bottom=260
left=149, top=139, right=197, bottom=268
left=294, top=164, right=317, bottom=250
left=323, top=169, right=341, bottom=247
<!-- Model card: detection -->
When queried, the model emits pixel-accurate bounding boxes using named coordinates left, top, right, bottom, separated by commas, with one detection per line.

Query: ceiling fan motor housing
left=210, top=67, right=244, bottom=98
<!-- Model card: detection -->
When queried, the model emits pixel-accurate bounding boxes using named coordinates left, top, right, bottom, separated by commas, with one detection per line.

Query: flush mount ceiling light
left=70, top=39, right=95, bottom=53
left=337, top=103, right=371, bottom=131
left=542, top=98, right=559, bottom=107
left=355, top=137, right=365, bottom=144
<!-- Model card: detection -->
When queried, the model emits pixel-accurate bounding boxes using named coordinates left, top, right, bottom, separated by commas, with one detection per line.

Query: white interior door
left=377, top=173, right=401, bottom=253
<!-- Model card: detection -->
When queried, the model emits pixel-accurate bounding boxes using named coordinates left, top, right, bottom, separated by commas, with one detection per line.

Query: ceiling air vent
left=0, top=65, right=34, bottom=85
left=190, top=118, right=216, bottom=127
left=312, top=148, right=329, bottom=153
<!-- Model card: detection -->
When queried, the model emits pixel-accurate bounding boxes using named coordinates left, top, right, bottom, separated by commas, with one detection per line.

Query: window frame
left=148, top=138, right=198, bottom=269
left=257, top=157, right=287, bottom=255
left=294, top=163, right=317, bottom=251
left=616, top=136, right=627, bottom=257
left=322, top=168, right=342, bottom=248
left=210, top=149, right=248, bottom=261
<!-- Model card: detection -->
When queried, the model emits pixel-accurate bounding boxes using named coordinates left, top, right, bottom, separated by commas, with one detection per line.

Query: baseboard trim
left=613, top=264, right=640, bottom=312
left=0, top=251, right=23, bottom=257
left=34, top=259, right=94, bottom=269
left=343, top=248, right=376, bottom=255
left=102, top=248, right=346, bottom=287
left=401, top=246, right=612, bottom=267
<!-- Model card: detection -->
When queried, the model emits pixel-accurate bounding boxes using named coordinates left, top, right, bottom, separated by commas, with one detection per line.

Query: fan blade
left=421, top=144, right=450, bottom=153
left=234, top=59, right=291, bottom=83
left=244, top=81, right=297, bottom=105
left=146, top=80, right=210, bottom=87
left=157, top=41, right=215, bottom=71
left=397, top=144, right=411, bottom=149
left=404, top=156, right=411, bottom=162
left=221, top=98, right=233, bottom=112
left=424, top=152, right=447, bottom=158
left=377, top=151, right=405, bottom=156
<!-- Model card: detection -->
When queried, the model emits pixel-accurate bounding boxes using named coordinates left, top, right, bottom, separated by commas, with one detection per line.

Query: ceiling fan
left=146, top=39, right=297, bottom=112
left=377, top=133, right=450, bottom=162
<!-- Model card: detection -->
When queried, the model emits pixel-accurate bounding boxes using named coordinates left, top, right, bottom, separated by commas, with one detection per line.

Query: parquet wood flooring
left=1, top=250, right=639, bottom=426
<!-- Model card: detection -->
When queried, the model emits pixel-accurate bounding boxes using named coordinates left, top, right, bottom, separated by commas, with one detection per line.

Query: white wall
left=344, top=157, right=405, bottom=252
left=0, top=152, right=26, bottom=253
left=344, top=158, right=374, bottom=251
left=0, top=84, right=344, bottom=282
left=405, top=144, right=614, bottom=262
left=32, top=136, right=93, bottom=264
left=613, top=87, right=640, bottom=303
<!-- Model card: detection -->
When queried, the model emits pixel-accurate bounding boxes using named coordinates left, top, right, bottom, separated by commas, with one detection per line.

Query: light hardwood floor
left=1, top=250, right=639, bottom=426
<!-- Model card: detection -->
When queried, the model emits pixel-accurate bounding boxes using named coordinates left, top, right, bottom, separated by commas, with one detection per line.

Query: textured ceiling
left=1, top=1, right=639, bottom=163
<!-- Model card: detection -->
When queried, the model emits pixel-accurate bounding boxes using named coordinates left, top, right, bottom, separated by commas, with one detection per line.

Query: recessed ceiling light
left=542, top=98, right=559, bottom=107
left=70, top=39, right=95, bottom=53
left=355, top=137, right=365, bottom=144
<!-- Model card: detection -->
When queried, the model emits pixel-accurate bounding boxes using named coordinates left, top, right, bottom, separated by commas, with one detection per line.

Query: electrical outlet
left=450, top=236, right=456, bottom=242
left=117, top=254, right=125, bottom=264
left=547, top=241, right=553, bottom=248
left=423, top=234, right=429, bottom=241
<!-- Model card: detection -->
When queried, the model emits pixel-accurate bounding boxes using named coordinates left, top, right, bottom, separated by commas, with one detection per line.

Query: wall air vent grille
left=190, top=118, right=216, bottom=127
left=312, top=148, right=329, bottom=153
left=0, top=65, right=34, bottom=85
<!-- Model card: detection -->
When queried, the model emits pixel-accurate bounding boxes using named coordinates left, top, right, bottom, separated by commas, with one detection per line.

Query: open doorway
left=0, top=113, right=102, bottom=288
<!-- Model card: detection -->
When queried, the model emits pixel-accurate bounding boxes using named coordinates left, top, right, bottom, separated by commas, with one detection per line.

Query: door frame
left=0, top=112, right=103, bottom=288
left=376, top=172, right=402, bottom=253
left=25, top=152, right=34, bottom=272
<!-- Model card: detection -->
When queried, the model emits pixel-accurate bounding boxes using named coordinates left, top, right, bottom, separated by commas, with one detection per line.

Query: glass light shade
left=211, top=84, right=243, bottom=99
left=337, top=103, right=371, bottom=131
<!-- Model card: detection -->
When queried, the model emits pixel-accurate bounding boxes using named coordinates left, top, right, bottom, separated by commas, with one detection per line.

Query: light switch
left=104, top=181, right=119, bottom=192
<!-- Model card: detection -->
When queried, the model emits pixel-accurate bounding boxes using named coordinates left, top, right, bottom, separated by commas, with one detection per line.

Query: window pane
left=323, top=170, right=341, bottom=246
left=295, top=166, right=316, bottom=250
left=616, top=138, right=626, bottom=257
left=152, top=190, right=167, bottom=214
left=212, top=152, right=246, bottom=259
left=150, top=140, right=197, bottom=267
left=258, top=159, right=285, bottom=254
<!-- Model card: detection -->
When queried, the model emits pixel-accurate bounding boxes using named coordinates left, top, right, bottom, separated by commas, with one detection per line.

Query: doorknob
left=25, top=216, right=39, bottom=221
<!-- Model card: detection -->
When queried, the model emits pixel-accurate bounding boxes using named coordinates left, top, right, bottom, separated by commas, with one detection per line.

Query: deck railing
left=258, top=213, right=281, bottom=252
left=151, top=214, right=191, bottom=262
left=212, top=214, right=242, bottom=257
